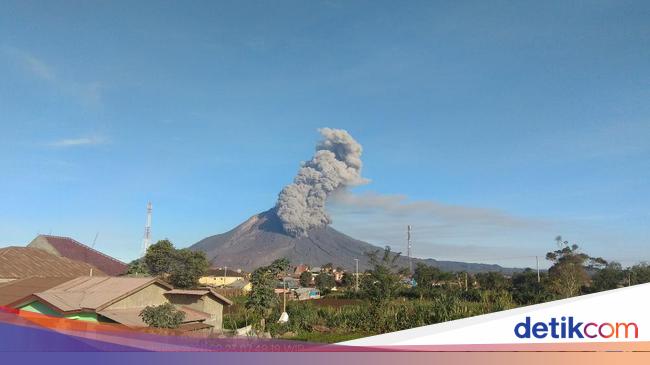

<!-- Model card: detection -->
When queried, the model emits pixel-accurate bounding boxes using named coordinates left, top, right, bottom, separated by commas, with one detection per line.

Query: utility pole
left=354, top=258, right=359, bottom=292
left=283, top=281, right=287, bottom=313
left=223, top=266, right=228, bottom=288
left=536, top=256, right=540, bottom=283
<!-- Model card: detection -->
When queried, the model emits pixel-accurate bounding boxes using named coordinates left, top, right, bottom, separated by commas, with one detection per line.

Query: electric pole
left=354, top=258, right=359, bottom=292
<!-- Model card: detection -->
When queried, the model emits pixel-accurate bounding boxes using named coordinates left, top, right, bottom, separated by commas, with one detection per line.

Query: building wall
left=19, top=301, right=99, bottom=322
left=104, top=283, right=170, bottom=310
left=167, top=294, right=225, bottom=331
left=27, top=237, right=59, bottom=256
left=198, top=276, right=242, bottom=287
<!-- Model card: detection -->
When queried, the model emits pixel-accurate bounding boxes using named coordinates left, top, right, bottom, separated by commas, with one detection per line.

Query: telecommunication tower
left=141, top=202, right=152, bottom=257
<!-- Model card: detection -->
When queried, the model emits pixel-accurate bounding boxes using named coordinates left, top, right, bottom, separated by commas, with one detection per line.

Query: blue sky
left=0, top=1, right=648, bottom=268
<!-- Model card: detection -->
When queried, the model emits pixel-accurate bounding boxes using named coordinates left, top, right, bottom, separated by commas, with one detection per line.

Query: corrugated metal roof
left=166, top=289, right=210, bottom=296
left=97, top=305, right=209, bottom=328
left=178, top=322, right=213, bottom=332
left=165, top=288, right=233, bottom=306
left=0, top=247, right=106, bottom=279
left=0, top=277, right=73, bottom=306
left=29, top=235, right=128, bottom=276
left=31, top=276, right=170, bottom=312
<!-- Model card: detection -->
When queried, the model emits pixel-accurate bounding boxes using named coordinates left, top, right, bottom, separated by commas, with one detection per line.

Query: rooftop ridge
left=40, top=234, right=127, bottom=266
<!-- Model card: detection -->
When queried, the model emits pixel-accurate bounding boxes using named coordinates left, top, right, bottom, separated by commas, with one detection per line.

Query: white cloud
left=328, top=191, right=551, bottom=267
left=3, top=46, right=104, bottom=106
left=49, top=136, right=107, bottom=147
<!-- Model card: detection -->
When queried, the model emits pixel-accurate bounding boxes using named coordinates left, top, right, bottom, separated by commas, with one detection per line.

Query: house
left=293, top=264, right=310, bottom=277
left=198, top=268, right=247, bottom=288
left=294, top=287, right=321, bottom=300
left=28, top=235, right=128, bottom=276
left=0, top=277, right=73, bottom=306
left=164, top=289, right=232, bottom=330
left=225, top=278, right=252, bottom=292
left=280, top=277, right=300, bottom=290
left=0, top=246, right=106, bottom=283
left=6, top=276, right=232, bottom=334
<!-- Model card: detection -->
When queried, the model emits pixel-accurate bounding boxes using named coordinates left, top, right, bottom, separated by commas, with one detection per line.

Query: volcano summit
left=190, top=128, right=513, bottom=273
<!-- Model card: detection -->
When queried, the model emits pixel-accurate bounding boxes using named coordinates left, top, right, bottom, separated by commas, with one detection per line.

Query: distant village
left=0, top=234, right=368, bottom=337
left=2, top=233, right=649, bottom=343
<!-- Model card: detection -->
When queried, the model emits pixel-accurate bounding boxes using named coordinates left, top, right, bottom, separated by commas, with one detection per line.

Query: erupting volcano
left=190, top=128, right=511, bottom=273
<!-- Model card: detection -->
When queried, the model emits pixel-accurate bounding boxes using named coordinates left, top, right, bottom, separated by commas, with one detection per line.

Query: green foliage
left=361, top=246, right=403, bottom=304
left=142, top=240, right=209, bottom=288
left=168, top=249, right=210, bottom=288
left=475, top=272, right=510, bottom=291
left=268, top=258, right=290, bottom=275
left=315, top=273, right=336, bottom=293
left=125, top=258, right=149, bottom=276
left=591, top=261, right=625, bottom=292
left=144, top=240, right=176, bottom=276
left=340, top=272, right=355, bottom=288
left=511, top=268, right=549, bottom=304
left=139, top=303, right=185, bottom=329
left=546, top=237, right=601, bottom=298
left=413, top=263, right=442, bottom=299
left=299, top=271, right=313, bottom=287
left=245, top=258, right=290, bottom=328
left=628, top=262, right=650, bottom=285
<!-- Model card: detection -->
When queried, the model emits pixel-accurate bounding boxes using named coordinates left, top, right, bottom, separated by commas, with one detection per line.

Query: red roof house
left=27, top=235, right=128, bottom=276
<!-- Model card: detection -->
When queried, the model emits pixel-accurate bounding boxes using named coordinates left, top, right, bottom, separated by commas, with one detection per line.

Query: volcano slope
left=190, top=209, right=514, bottom=273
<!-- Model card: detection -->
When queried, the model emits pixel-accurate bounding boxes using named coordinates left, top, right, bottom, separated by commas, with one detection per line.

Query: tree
left=299, top=271, right=313, bottom=287
left=361, top=246, right=403, bottom=304
left=141, top=240, right=209, bottom=288
left=139, top=303, right=185, bottom=329
left=591, top=262, right=624, bottom=292
left=475, top=272, right=510, bottom=291
left=168, top=249, right=209, bottom=288
left=144, top=239, right=176, bottom=276
left=628, top=262, right=650, bottom=285
left=511, top=268, right=548, bottom=305
left=413, top=263, right=442, bottom=299
left=315, top=273, right=335, bottom=293
left=546, top=237, right=604, bottom=298
left=246, top=258, right=290, bottom=330
left=125, top=258, right=149, bottom=276
left=322, top=263, right=334, bottom=272
left=340, top=272, right=355, bottom=288
left=268, top=258, right=290, bottom=277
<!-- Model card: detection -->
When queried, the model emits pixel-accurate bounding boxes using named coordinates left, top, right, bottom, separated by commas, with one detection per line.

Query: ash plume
left=276, top=128, right=368, bottom=237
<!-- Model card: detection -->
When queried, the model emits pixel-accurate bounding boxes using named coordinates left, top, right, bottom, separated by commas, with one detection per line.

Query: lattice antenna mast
left=407, top=225, right=413, bottom=273
left=141, top=202, right=152, bottom=257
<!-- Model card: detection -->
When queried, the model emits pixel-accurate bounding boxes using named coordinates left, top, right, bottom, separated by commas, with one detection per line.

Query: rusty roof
left=0, top=277, right=73, bottom=306
left=165, top=288, right=233, bottom=306
left=0, top=247, right=106, bottom=279
left=21, top=276, right=172, bottom=312
left=97, top=305, right=209, bottom=328
left=29, top=235, right=128, bottom=276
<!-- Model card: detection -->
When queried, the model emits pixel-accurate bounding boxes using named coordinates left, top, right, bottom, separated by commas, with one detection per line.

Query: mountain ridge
left=189, top=209, right=520, bottom=274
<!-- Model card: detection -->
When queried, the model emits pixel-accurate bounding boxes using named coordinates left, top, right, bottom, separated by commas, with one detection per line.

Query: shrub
left=139, top=303, right=185, bottom=329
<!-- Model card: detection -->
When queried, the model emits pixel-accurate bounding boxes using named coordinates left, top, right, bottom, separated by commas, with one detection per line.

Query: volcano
left=190, top=209, right=515, bottom=273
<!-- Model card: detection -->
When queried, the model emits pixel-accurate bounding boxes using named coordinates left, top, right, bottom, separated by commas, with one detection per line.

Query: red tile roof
left=31, top=235, right=128, bottom=276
